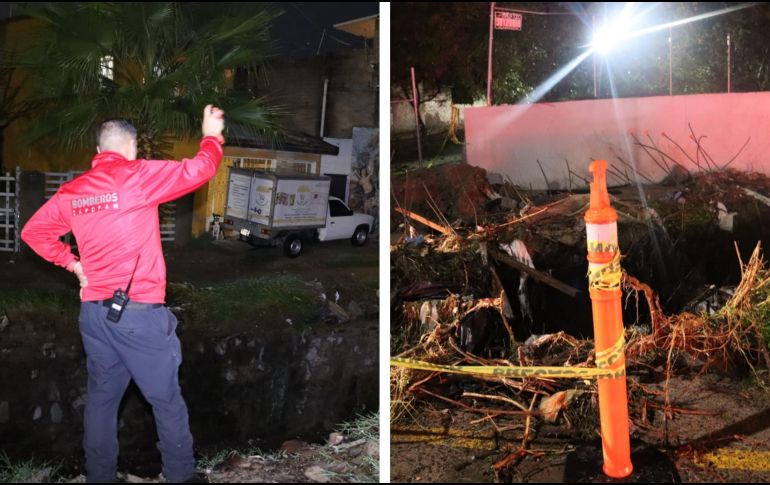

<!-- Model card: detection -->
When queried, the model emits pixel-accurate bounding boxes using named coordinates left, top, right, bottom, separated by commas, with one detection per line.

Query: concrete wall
left=464, top=92, right=770, bottom=190
left=263, top=59, right=325, bottom=136
left=325, top=49, right=378, bottom=137
left=320, top=138, right=353, bottom=176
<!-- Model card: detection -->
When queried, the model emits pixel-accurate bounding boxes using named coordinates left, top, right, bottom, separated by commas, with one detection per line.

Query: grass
left=196, top=447, right=289, bottom=473
left=330, top=412, right=380, bottom=483
left=0, top=453, right=60, bottom=483
left=196, top=449, right=231, bottom=472
left=172, top=275, right=318, bottom=326
left=334, top=412, right=379, bottom=444
left=323, top=249, right=380, bottom=269
left=0, top=288, right=79, bottom=317
left=0, top=274, right=319, bottom=331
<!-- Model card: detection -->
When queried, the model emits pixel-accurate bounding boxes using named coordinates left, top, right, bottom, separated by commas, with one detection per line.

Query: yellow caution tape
left=587, top=250, right=622, bottom=291
left=391, top=335, right=626, bottom=380
left=596, top=334, right=625, bottom=369
left=587, top=241, right=619, bottom=253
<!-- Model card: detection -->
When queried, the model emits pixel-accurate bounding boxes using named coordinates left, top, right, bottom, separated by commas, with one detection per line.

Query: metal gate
left=44, top=170, right=84, bottom=200
left=44, top=171, right=176, bottom=243
left=159, top=202, right=176, bottom=242
left=0, top=167, right=20, bottom=252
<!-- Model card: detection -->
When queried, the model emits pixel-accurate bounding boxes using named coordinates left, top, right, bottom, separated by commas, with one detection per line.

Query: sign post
left=488, top=4, right=524, bottom=106
left=494, top=11, right=523, bottom=30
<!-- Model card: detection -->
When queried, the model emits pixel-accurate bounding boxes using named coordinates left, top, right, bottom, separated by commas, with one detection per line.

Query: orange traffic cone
left=585, top=160, right=633, bottom=479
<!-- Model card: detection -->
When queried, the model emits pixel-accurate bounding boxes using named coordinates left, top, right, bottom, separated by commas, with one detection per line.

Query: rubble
left=391, top=160, right=770, bottom=478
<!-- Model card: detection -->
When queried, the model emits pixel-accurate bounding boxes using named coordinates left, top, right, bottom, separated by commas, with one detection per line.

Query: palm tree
left=11, top=2, right=280, bottom=159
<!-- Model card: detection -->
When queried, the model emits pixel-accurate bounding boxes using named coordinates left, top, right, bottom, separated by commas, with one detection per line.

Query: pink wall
left=464, top=92, right=770, bottom=189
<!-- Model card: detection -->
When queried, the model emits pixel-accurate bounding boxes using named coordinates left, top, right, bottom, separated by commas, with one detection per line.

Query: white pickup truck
left=222, top=167, right=374, bottom=257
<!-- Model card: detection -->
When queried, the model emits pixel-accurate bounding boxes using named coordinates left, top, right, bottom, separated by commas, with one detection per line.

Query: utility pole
left=487, top=2, right=495, bottom=106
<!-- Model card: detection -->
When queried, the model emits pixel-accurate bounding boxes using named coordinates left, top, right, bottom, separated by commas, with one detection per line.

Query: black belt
left=91, top=300, right=163, bottom=311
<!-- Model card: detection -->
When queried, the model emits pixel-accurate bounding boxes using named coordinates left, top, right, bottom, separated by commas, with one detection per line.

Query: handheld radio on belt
left=106, top=255, right=140, bottom=323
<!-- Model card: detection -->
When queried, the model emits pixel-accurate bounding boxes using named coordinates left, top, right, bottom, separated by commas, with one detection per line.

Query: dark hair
left=96, top=118, right=137, bottom=147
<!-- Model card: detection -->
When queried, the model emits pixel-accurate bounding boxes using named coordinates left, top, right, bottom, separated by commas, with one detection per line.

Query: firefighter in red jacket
left=21, top=105, right=225, bottom=483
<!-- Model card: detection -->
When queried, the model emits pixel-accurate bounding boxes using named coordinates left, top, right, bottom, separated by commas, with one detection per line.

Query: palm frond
left=10, top=2, right=281, bottom=159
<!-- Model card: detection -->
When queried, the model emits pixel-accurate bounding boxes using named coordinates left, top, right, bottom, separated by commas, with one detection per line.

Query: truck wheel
left=351, top=225, right=369, bottom=246
left=246, top=234, right=261, bottom=248
left=283, top=235, right=303, bottom=258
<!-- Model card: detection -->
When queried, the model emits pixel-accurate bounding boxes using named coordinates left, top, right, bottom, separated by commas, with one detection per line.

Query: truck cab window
left=329, top=199, right=353, bottom=217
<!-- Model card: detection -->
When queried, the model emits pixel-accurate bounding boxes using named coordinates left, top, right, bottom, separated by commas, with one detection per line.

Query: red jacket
left=21, top=136, right=223, bottom=303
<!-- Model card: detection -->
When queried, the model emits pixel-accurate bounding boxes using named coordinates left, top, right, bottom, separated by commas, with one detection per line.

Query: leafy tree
left=0, top=64, right=27, bottom=173
left=7, top=2, right=280, bottom=159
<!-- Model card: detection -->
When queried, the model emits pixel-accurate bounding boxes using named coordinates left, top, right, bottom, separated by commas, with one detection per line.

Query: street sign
left=494, top=10, right=522, bottom=31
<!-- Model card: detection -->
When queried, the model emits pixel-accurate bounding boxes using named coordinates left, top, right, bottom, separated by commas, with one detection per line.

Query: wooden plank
left=394, top=207, right=453, bottom=236
left=490, top=249, right=581, bottom=297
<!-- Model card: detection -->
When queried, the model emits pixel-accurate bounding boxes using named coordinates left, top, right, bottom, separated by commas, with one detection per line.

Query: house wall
left=260, top=47, right=377, bottom=139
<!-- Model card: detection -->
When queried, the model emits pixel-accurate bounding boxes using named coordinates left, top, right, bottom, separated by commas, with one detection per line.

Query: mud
left=391, top=375, right=770, bottom=483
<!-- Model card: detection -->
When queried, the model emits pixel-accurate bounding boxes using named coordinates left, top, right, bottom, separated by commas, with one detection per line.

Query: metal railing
left=0, top=167, right=20, bottom=252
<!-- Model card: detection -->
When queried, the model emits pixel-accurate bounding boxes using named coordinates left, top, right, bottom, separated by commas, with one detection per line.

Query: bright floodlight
left=592, top=26, right=620, bottom=53
left=592, top=3, right=636, bottom=54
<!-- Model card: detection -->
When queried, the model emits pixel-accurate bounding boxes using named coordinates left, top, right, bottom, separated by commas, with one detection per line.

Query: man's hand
left=72, top=261, right=88, bottom=299
left=202, top=104, right=225, bottom=144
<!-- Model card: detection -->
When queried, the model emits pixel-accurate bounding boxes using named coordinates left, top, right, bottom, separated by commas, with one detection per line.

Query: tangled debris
left=391, top=162, right=770, bottom=478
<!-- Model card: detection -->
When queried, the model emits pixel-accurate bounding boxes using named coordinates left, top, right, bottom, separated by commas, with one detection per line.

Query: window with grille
left=224, top=156, right=276, bottom=171
left=224, top=156, right=315, bottom=175
left=278, top=160, right=314, bottom=174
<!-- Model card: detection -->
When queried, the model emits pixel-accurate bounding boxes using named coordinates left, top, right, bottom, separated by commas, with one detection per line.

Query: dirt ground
left=391, top=373, right=770, bottom=483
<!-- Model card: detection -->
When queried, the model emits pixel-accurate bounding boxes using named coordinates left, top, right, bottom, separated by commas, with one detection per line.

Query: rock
left=281, top=440, right=310, bottom=453
left=47, top=383, right=60, bottom=402
left=71, top=396, right=86, bottom=412
left=27, top=467, right=52, bottom=483
left=51, top=403, right=63, bottom=424
left=304, top=465, right=331, bottom=483
left=217, top=451, right=247, bottom=470
left=124, top=473, right=146, bottom=483
left=328, top=432, right=345, bottom=446
left=334, top=438, right=367, bottom=452
left=326, top=301, right=350, bottom=323
left=0, top=401, right=8, bottom=424
left=0, top=314, right=9, bottom=331
left=347, top=301, right=364, bottom=320
left=215, top=342, right=227, bottom=356
left=224, top=368, right=236, bottom=382
left=41, top=342, right=56, bottom=359
left=364, top=441, right=379, bottom=458
left=33, top=405, right=42, bottom=421
left=716, top=201, right=737, bottom=232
